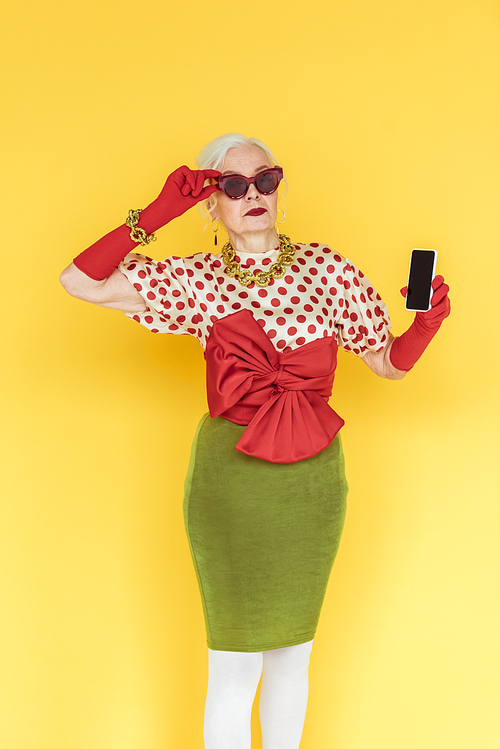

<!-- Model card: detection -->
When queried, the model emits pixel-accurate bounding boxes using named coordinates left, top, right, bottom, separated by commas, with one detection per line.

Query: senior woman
left=60, top=132, right=450, bottom=749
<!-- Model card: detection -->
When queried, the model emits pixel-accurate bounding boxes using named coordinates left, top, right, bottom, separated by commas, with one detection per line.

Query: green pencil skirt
left=183, top=414, right=348, bottom=652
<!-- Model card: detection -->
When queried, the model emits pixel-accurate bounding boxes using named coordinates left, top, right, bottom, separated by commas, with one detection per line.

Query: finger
left=400, top=286, right=408, bottom=298
left=432, top=274, right=445, bottom=289
left=430, top=283, right=449, bottom=306
left=191, top=171, right=206, bottom=198
left=199, top=184, right=221, bottom=200
left=180, top=170, right=196, bottom=196
left=203, top=169, right=222, bottom=179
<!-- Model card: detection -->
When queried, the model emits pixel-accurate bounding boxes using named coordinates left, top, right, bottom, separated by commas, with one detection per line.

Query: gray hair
left=195, top=133, right=284, bottom=221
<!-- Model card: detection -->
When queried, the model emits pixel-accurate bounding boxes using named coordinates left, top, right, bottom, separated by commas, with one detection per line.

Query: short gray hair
left=195, top=133, right=284, bottom=221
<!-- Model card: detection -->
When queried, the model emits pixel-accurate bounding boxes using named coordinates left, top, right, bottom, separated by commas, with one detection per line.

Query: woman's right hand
left=146, top=166, right=221, bottom=229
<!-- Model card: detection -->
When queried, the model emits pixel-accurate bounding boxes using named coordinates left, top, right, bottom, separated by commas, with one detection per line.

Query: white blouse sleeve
left=118, top=252, right=197, bottom=336
left=334, top=257, right=392, bottom=356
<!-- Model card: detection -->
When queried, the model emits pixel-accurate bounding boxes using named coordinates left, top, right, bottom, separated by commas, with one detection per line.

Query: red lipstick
left=245, top=208, right=267, bottom=216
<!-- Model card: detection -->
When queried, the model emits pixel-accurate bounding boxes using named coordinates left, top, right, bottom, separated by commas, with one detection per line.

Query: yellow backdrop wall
left=1, top=0, right=499, bottom=747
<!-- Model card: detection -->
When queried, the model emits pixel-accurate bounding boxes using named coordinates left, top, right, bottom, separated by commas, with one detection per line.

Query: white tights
left=203, top=640, right=313, bottom=749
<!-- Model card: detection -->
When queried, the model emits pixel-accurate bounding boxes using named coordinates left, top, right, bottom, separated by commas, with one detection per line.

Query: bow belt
left=205, top=310, right=344, bottom=463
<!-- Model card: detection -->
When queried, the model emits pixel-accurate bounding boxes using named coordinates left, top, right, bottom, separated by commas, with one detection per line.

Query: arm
left=362, top=335, right=406, bottom=380
left=362, top=275, right=450, bottom=379
left=59, top=263, right=147, bottom=311
left=60, top=165, right=220, bottom=308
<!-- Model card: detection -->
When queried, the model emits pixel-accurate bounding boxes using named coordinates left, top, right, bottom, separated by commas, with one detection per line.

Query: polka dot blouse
left=118, top=242, right=391, bottom=355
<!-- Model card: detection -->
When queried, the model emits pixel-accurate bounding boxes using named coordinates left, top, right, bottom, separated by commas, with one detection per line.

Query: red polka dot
left=326, top=298, right=332, bottom=307
left=342, top=310, right=349, bottom=319
left=257, top=318, right=266, bottom=327
left=128, top=263, right=137, bottom=270
left=309, top=243, right=319, bottom=248
left=271, top=298, right=281, bottom=308
left=151, top=328, right=159, bottom=333
left=213, top=259, right=221, bottom=268
left=172, top=289, right=181, bottom=297
left=132, top=315, right=140, bottom=322
left=262, top=258, right=271, bottom=266
left=315, top=256, right=324, bottom=264
left=145, top=315, right=154, bottom=324
left=177, top=315, right=186, bottom=323
left=310, top=296, right=319, bottom=304
left=176, top=267, right=185, bottom=276
left=304, top=304, right=313, bottom=312
left=217, top=305, right=225, bottom=313
left=288, top=326, right=297, bottom=335
left=339, top=299, right=344, bottom=307
left=251, top=301, right=261, bottom=308
left=353, top=277, right=360, bottom=287
left=159, top=287, right=167, bottom=296
left=366, top=309, right=372, bottom=319
left=195, top=281, right=204, bottom=290
left=133, top=283, right=142, bottom=292
left=147, top=292, right=156, bottom=300
left=316, top=315, right=324, bottom=324
left=307, top=324, right=317, bottom=334
left=258, top=289, right=268, bottom=297
left=267, top=329, right=277, bottom=338
left=348, top=326, right=355, bottom=335
left=239, top=291, right=248, bottom=299
left=245, top=257, right=255, bottom=266
left=330, top=287, right=338, bottom=296
left=344, top=280, right=351, bottom=290
left=297, top=284, right=307, bottom=293
left=186, top=269, right=194, bottom=278
left=204, top=273, right=214, bottom=281
left=206, top=293, right=215, bottom=302
left=200, top=303, right=208, bottom=312
left=315, top=288, right=324, bottom=296
left=264, top=309, right=273, bottom=316
left=290, top=296, right=300, bottom=304
left=149, top=279, right=158, bottom=288
left=297, top=314, right=306, bottom=323
left=284, top=307, right=294, bottom=314
left=368, top=338, right=377, bottom=345
left=216, top=276, right=225, bottom=285
left=284, top=275, right=294, bottom=284
left=210, top=315, right=218, bottom=323
left=297, top=257, right=306, bottom=266
left=277, top=287, right=287, bottom=295
left=310, top=268, right=318, bottom=276
left=138, top=270, right=146, bottom=279
left=296, top=337, right=306, bottom=345
left=276, top=340, right=286, bottom=349
left=176, top=301, right=185, bottom=310
left=276, top=317, right=286, bottom=326
left=322, top=307, right=328, bottom=315
left=168, top=324, right=178, bottom=331
left=350, top=313, right=358, bottom=321
left=291, top=264, right=300, bottom=273
left=305, top=249, right=314, bottom=255
left=227, top=284, right=236, bottom=292
left=304, top=276, right=312, bottom=285
left=162, top=300, right=171, bottom=309
left=327, top=264, right=335, bottom=273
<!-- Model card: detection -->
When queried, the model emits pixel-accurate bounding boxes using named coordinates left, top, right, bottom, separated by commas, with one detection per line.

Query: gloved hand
left=389, top=275, right=451, bottom=371
left=73, top=166, right=221, bottom=281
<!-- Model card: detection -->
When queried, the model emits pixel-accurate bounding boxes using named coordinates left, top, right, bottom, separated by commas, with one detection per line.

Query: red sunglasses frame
left=217, top=167, right=284, bottom=199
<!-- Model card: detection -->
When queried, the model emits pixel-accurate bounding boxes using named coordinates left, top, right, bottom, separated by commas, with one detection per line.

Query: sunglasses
left=217, top=167, right=283, bottom=199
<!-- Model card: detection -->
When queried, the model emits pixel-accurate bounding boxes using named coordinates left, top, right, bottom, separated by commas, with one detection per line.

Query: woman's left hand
left=401, top=275, right=451, bottom=329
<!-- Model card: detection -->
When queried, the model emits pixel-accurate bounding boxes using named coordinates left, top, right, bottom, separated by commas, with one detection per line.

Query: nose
left=245, top=181, right=260, bottom=200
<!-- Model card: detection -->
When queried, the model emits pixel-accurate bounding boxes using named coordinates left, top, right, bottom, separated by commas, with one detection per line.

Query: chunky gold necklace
left=221, top=233, right=296, bottom=287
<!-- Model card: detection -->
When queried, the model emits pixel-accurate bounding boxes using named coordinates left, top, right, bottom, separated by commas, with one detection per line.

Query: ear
left=206, top=196, right=219, bottom=220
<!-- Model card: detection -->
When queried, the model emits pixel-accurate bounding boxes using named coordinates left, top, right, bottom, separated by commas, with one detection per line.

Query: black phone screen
left=406, top=250, right=435, bottom=311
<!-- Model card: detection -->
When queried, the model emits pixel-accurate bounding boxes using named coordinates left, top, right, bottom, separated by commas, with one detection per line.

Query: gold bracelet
left=125, top=209, right=157, bottom=245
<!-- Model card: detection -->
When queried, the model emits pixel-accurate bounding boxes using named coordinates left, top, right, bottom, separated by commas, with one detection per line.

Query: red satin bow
left=205, top=310, right=345, bottom=463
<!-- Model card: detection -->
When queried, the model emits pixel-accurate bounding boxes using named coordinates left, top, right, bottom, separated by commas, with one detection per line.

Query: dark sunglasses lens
left=224, top=177, right=247, bottom=198
left=255, top=171, right=279, bottom=194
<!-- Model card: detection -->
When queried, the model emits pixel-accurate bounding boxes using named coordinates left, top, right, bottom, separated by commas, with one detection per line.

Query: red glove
left=389, top=275, right=451, bottom=371
left=73, top=166, right=221, bottom=280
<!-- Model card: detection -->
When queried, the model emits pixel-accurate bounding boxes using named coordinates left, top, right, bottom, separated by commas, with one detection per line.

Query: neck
left=226, top=227, right=279, bottom=254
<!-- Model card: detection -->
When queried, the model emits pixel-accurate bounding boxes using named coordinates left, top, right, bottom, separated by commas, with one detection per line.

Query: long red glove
left=73, top=166, right=221, bottom=280
left=389, top=275, right=451, bottom=371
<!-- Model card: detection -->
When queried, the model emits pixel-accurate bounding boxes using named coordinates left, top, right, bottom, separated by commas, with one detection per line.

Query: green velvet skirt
left=183, top=414, right=348, bottom=652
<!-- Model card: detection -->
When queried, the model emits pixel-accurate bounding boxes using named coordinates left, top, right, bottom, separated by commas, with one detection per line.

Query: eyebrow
left=221, top=165, right=271, bottom=177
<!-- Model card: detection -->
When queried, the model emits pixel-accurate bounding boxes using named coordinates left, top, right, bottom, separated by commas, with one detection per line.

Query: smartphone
left=405, top=249, right=437, bottom=312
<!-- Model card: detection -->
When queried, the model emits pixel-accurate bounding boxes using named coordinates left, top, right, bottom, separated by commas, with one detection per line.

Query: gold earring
left=276, top=207, right=286, bottom=225
left=211, top=218, right=219, bottom=246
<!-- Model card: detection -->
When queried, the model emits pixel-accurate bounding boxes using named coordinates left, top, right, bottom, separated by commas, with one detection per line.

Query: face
left=210, top=144, right=279, bottom=239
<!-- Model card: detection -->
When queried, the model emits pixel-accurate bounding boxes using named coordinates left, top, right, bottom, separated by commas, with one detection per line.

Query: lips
left=245, top=208, right=267, bottom=216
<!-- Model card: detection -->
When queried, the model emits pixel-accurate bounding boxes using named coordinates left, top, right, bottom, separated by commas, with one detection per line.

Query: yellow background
left=1, top=0, right=499, bottom=747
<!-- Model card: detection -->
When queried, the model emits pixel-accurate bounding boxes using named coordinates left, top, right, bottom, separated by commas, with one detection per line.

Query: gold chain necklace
left=221, top=233, right=296, bottom=288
